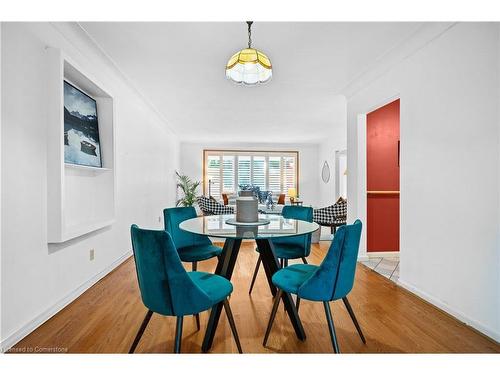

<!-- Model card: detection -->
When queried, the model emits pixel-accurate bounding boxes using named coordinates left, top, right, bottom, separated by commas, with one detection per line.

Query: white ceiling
left=80, top=22, right=422, bottom=142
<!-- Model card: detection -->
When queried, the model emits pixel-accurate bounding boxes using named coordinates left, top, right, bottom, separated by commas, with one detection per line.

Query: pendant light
left=225, top=21, right=272, bottom=85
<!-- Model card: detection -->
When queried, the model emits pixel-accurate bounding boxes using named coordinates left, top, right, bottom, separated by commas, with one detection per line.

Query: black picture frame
left=63, top=80, right=102, bottom=168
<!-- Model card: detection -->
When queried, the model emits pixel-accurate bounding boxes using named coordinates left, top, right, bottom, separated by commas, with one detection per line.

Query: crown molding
left=49, top=22, right=178, bottom=136
left=341, top=22, right=457, bottom=99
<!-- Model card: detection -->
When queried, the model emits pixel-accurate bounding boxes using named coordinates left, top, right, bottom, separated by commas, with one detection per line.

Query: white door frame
left=356, top=94, right=401, bottom=260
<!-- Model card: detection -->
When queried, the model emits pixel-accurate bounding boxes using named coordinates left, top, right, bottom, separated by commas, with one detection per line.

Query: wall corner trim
left=342, top=22, right=457, bottom=99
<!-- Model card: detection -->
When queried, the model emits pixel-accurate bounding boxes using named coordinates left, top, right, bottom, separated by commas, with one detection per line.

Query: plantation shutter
left=283, top=156, right=296, bottom=196
left=206, top=155, right=221, bottom=198
left=222, top=155, right=235, bottom=193
left=252, top=156, right=266, bottom=190
left=268, top=156, right=281, bottom=193
left=237, top=156, right=251, bottom=187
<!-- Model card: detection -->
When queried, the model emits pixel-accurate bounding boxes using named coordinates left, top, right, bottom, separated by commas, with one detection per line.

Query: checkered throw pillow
left=197, top=196, right=235, bottom=216
left=313, top=200, right=347, bottom=225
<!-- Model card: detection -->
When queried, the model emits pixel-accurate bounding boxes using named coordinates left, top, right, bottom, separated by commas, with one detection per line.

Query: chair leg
left=342, top=297, right=366, bottom=344
left=195, top=313, right=200, bottom=331
left=248, top=255, right=261, bottom=295
left=296, top=297, right=300, bottom=311
left=192, top=262, right=200, bottom=331
left=223, top=299, right=243, bottom=353
left=301, top=257, right=308, bottom=264
left=129, top=310, right=153, bottom=353
left=323, top=301, right=340, bottom=353
left=284, top=259, right=289, bottom=267
left=174, top=316, right=183, bottom=353
left=280, top=258, right=284, bottom=268
left=263, top=289, right=283, bottom=346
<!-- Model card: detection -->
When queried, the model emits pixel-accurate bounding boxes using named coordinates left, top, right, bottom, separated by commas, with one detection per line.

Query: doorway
left=366, top=99, right=400, bottom=253
left=335, top=149, right=347, bottom=199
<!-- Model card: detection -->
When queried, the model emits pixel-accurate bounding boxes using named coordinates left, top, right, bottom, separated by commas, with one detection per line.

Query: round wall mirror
left=321, top=161, right=330, bottom=183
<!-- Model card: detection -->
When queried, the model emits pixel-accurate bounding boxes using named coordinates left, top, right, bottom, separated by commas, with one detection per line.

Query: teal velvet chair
left=262, top=219, right=365, bottom=353
left=249, top=205, right=313, bottom=295
left=164, top=207, right=223, bottom=329
left=129, top=225, right=242, bottom=353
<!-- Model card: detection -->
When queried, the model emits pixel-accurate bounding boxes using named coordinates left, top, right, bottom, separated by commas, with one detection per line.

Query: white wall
left=317, top=96, right=347, bottom=208
left=347, top=23, right=499, bottom=340
left=1, top=23, right=179, bottom=349
left=179, top=142, right=321, bottom=207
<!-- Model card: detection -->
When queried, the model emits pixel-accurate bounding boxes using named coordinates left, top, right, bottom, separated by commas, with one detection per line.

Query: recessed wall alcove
left=46, top=48, right=115, bottom=243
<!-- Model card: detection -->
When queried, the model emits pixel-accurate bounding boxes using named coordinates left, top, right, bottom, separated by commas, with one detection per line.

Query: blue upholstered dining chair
left=249, top=205, right=314, bottom=295
left=164, top=206, right=223, bottom=329
left=129, top=225, right=242, bottom=353
left=262, top=219, right=365, bottom=353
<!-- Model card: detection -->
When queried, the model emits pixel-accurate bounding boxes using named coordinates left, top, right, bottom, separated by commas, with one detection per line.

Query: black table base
left=201, top=238, right=306, bottom=352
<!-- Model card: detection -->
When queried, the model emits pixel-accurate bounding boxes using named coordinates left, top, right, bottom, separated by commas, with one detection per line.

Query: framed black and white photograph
left=63, top=80, right=102, bottom=167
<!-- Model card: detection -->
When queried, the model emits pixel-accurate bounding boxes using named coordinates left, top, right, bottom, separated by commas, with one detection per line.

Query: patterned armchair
left=313, top=198, right=347, bottom=234
left=196, top=196, right=235, bottom=216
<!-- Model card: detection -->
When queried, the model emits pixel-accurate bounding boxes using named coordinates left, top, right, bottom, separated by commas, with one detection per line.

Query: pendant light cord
left=247, top=21, right=253, bottom=48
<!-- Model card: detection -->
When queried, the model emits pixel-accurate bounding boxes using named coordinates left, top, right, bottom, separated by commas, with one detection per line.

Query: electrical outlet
left=89, top=249, right=95, bottom=261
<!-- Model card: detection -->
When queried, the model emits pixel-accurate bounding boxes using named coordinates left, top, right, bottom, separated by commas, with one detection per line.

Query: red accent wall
left=366, top=99, right=400, bottom=252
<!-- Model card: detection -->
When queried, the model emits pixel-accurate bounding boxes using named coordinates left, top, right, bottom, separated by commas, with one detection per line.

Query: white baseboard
left=0, top=250, right=133, bottom=352
left=397, top=278, right=500, bottom=344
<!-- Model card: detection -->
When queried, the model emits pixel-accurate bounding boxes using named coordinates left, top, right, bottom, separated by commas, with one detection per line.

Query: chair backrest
left=272, top=205, right=314, bottom=257
left=196, top=196, right=235, bottom=216
left=130, top=225, right=213, bottom=316
left=298, top=219, right=362, bottom=301
left=164, top=206, right=212, bottom=249
left=313, top=200, right=348, bottom=225
left=277, top=194, right=285, bottom=205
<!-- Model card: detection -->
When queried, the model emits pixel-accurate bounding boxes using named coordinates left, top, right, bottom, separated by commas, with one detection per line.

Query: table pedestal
left=201, top=238, right=306, bottom=352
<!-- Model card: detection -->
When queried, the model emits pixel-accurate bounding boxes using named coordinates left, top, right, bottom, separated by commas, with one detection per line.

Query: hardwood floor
left=10, top=242, right=499, bottom=353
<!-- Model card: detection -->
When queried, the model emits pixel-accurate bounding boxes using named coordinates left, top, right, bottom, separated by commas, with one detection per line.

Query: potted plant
left=176, top=171, right=200, bottom=207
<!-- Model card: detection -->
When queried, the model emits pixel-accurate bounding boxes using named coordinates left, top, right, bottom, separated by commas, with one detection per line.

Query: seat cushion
left=272, top=264, right=319, bottom=294
left=256, top=243, right=306, bottom=260
left=177, top=244, right=222, bottom=262
left=188, top=271, right=233, bottom=305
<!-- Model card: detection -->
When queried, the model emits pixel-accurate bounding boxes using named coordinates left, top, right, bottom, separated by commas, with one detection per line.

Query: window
left=203, top=150, right=298, bottom=200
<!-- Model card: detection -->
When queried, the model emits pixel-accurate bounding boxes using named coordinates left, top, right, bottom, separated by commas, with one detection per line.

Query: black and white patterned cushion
left=197, top=196, right=235, bottom=216
left=313, top=200, right=347, bottom=225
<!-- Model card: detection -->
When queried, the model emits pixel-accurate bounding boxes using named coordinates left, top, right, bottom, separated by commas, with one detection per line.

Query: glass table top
left=179, top=214, right=320, bottom=240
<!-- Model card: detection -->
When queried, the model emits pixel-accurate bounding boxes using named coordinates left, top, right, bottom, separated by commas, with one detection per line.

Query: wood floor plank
left=9, top=242, right=499, bottom=353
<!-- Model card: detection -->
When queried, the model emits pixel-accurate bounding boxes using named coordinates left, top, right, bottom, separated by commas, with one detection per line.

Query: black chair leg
left=174, top=316, right=183, bottom=353
left=323, top=301, right=340, bottom=353
left=280, top=258, right=284, bottom=268
left=223, top=299, right=243, bottom=353
left=248, top=255, right=261, bottom=295
left=263, top=289, right=283, bottom=346
left=301, top=257, right=308, bottom=264
left=296, top=297, right=301, bottom=311
left=129, top=309, right=153, bottom=353
left=284, top=259, right=289, bottom=267
left=192, top=262, right=201, bottom=330
left=342, top=297, right=366, bottom=344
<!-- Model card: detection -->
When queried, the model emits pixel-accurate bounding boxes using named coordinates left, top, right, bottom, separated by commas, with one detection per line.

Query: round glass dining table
left=180, top=214, right=319, bottom=352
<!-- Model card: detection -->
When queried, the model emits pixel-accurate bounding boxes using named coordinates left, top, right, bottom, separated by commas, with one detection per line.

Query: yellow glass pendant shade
left=225, top=48, right=273, bottom=85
